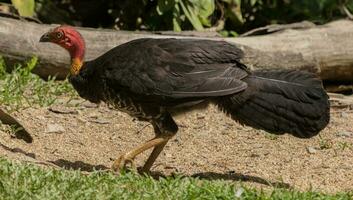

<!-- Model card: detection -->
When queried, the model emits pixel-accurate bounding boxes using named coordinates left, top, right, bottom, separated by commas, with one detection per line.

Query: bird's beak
left=39, top=33, right=51, bottom=42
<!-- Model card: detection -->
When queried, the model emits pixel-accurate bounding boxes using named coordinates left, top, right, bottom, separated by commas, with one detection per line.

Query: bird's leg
left=111, top=136, right=171, bottom=172
left=141, top=140, right=168, bottom=172
left=140, top=124, right=167, bottom=172
left=141, top=113, right=178, bottom=172
left=112, top=112, right=178, bottom=172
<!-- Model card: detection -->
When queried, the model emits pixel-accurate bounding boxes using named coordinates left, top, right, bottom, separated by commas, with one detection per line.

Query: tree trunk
left=0, top=16, right=353, bottom=82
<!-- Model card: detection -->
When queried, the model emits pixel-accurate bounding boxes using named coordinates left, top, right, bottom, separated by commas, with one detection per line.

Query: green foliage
left=337, top=141, right=352, bottom=150
left=264, top=133, right=279, bottom=140
left=0, top=57, right=6, bottom=76
left=10, top=0, right=35, bottom=17
left=157, top=0, right=215, bottom=31
left=348, top=0, right=353, bottom=10
left=0, top=158, right=351, bottom=199
left=217, top=0, right=351, bottom=33
left=319, top=137, right=333, bottom=150
left=0, top=57, right=76, bottom=111
left=221, top=0, right=244, bottom=25
left=35, top=0, right=352, bottom=34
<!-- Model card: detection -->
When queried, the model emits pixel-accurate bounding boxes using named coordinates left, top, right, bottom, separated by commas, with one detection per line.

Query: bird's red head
left=39, top=25, right=85, bottom=75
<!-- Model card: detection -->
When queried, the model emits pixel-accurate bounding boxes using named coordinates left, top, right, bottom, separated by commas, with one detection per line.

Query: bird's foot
left=111, top=154, right=136, bottom=172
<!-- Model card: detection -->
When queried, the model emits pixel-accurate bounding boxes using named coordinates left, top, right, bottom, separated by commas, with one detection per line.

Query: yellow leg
left=141, top=140, right=168, bottom=172
left=111, top=136, right=171, bottom=172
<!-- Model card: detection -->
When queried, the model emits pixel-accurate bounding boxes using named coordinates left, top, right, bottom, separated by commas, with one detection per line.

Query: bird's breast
left=69, top=75, right=103, bottom=104
left=104, top=91, right=154, bottom=119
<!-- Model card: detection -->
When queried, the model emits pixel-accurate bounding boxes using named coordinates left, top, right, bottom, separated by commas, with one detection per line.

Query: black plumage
left=70, top=38, right=329, bottom=137
left=48, top=35, right=330, bottom=171
left=216, top=69, right=329, bottom=138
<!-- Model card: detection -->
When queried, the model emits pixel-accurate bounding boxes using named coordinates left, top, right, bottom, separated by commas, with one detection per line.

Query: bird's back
left=96, top=38, right=249, bottom=100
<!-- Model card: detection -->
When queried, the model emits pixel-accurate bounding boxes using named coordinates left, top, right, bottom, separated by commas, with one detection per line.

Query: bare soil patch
left=1, top=100, right=352, bottom=193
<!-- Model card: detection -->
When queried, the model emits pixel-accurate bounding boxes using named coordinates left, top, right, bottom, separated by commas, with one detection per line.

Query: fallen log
left=0, top=16, right=353, bottom=82
left=328, top=93, right=353, bottom=109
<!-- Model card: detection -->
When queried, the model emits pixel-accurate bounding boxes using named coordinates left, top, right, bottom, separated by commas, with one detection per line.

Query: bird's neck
left=71, top=57, right=83, bottom=75
left=68, top=35, right=85, bottom=75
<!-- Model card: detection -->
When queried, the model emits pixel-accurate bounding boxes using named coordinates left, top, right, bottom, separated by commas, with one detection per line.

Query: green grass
left=318, top=136, right=333, bottom=150
left=0, top=56, right=76, bottom=111
left=0, top=159, right=351, bottom=200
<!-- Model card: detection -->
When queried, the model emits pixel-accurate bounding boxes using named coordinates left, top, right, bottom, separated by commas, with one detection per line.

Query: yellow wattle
left=71, top=58, right=83, bottom=75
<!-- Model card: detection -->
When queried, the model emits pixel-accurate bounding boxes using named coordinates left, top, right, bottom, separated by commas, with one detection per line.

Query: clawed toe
left=111, top=155, right=136, bottom=172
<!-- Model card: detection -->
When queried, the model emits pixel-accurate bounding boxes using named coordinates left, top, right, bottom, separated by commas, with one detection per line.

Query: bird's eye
left=56, top=31, right=63, bottom=39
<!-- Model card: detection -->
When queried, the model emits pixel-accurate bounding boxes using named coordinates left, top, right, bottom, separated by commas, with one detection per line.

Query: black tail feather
left=216, top=69, right=330, bottom=138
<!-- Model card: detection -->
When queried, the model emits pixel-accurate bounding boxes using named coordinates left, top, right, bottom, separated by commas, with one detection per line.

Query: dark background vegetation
left=2, top=0, right=353, bottom=34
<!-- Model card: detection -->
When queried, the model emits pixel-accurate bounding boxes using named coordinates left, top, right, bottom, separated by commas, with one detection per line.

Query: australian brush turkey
left=39, top=26, right=330, bottom=172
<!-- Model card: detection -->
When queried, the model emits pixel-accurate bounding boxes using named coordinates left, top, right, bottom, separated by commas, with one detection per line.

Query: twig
left=240, top=21, right=315, bottom=37
left=135, top=123, right=151, bottom=135
left=341, top=5, right=353, bottom=20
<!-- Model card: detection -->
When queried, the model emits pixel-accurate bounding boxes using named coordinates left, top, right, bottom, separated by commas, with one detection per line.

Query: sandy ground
left=0, top=99, right=352, bottom=193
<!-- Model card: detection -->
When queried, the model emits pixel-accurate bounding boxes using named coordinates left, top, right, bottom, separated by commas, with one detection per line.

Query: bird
left=39, top=25, right=330, bottom=173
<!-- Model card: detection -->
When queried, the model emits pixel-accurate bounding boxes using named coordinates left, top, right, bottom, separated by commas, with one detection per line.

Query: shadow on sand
left=146, top=169, right=291, bottom=189
left=3, top=152, right=290, bottom=189
left=191, top=171, right=291, bottom=189
left=49, top=159, right=109, bottom=171
left=0, top=142, right=36, bottom=158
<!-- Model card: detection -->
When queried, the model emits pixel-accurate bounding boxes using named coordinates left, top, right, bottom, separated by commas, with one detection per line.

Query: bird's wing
left=100, top=38, right=249, bottom=98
